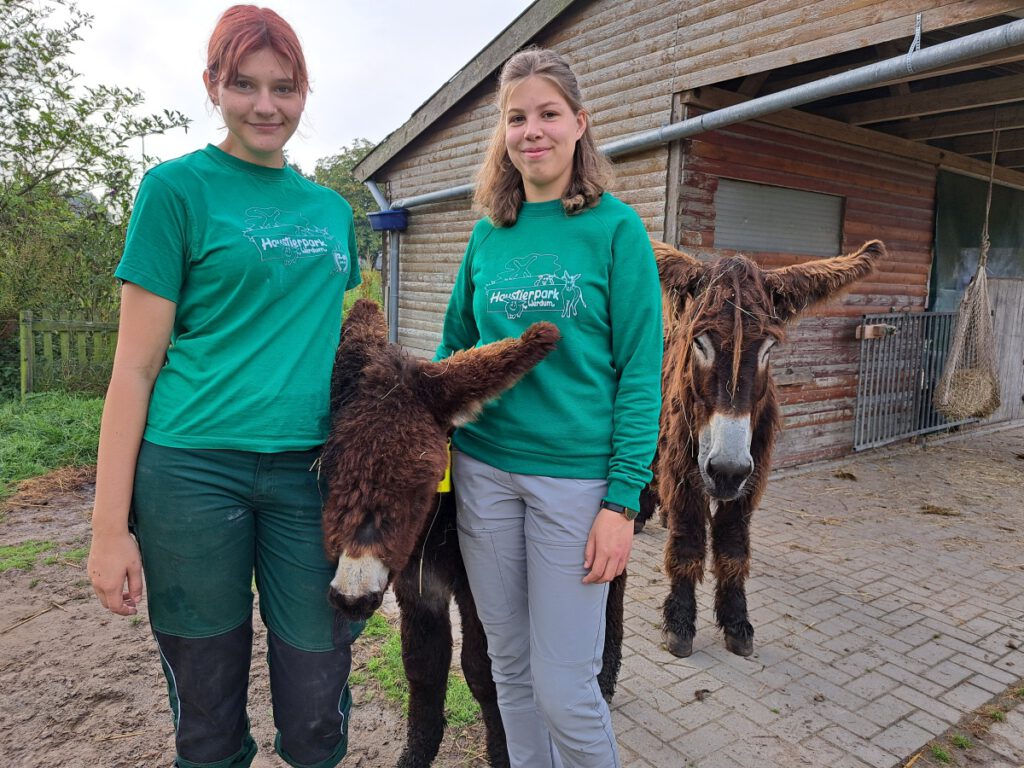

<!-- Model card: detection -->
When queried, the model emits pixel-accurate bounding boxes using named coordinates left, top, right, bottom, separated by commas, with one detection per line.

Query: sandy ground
left=0, top=469, right=488, bottom=768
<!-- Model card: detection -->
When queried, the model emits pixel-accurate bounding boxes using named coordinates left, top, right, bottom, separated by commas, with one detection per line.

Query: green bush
left=0, top=325, right=18, bottom=400
left=344, top=268, right=384, bottom=318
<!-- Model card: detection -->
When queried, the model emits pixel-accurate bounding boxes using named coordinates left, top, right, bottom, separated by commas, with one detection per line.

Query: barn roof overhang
left=352, top=0, right=577, bottom=182
left=355, top=6, right=1024, bottom=195
left=724, top=11, right=1024, bottom=184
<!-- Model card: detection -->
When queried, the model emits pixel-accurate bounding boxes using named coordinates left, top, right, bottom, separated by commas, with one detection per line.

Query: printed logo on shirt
left=485, top=253, right=587, bottom=320
left=243, top=207, right=348, bottom=270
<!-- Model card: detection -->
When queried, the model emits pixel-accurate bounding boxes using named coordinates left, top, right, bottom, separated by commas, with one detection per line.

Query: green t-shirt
left=435, top=194, right=662, bottom=510
left=115, top=145, right=361, bottom=451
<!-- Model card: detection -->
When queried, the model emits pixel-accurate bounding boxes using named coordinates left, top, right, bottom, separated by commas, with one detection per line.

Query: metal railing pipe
left=393, top=183, right=475, bottom=211
left=375, top=18, right=1024, bottom=210
left=601, top=18, right=1024, bottom=157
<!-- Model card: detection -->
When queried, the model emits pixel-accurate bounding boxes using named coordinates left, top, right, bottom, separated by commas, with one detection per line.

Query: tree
left=0, top=0, right=190, bottom=319
left=0, top=0, right=190, bottom=217
left=314, top=139, right=382, bottom=269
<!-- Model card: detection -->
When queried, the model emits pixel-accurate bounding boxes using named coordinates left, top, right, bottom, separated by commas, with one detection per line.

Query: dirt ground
left=0, top=469, right=489, bottom=768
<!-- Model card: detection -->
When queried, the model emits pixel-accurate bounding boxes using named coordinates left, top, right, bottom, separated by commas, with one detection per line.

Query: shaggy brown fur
left=320, top=300, right=629, bottom=767
left=321, top=299, right=561, bottom=591
left=325, top=300, right=638, bottom=768
left=650, top=239, right=885, bottom=658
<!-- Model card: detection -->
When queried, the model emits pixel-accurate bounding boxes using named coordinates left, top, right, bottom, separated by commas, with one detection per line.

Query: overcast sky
left=70, top=0, right=534, bottom=174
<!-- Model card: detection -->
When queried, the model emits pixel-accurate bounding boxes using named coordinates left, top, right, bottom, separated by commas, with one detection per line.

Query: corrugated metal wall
left=678, top=115, right=936, bottom=465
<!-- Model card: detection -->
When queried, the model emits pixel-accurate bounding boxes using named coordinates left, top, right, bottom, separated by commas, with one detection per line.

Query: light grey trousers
left=453, top=451, right=621, bottom=768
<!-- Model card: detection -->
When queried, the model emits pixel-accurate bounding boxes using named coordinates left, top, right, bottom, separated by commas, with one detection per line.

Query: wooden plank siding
left=676, top=112, right=936, bottom=465
left=361, top=0, right=1024, bottom=457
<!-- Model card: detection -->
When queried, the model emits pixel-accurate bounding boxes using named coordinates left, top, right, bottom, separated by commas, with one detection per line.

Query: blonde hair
left=474, top=48, right=612, bottom=227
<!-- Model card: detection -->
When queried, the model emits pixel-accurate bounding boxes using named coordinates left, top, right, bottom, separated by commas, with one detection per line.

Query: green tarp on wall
left=932, top=170, right=1024, bottom=311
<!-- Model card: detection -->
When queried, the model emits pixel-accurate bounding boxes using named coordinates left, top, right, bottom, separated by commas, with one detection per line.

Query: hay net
left=934, top=263, right=1000, bottom=421
left=934, top=131, right=1002, bottom=423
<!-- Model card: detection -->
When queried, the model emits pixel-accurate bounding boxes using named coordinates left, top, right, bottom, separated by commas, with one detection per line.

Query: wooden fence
left=19, top=311, right=118, bottom=400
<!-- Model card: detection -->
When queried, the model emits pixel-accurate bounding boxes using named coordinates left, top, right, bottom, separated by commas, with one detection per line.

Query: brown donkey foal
left=322, top=299, right=609, bottom=768
left=648, top=240, right=885, bottom=658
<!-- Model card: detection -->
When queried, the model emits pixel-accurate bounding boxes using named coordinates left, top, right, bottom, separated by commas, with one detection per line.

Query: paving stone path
left=612, top=425, right=1024, bottom=768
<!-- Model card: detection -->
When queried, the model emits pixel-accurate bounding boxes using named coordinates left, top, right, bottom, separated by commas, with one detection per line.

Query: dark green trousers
left=131, top=440, right=364, bottom=768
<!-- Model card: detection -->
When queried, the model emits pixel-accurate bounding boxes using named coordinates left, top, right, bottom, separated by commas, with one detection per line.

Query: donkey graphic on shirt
left=486, top=253, right=588, bottom=320
left=243, top=206, right=350, bottom=273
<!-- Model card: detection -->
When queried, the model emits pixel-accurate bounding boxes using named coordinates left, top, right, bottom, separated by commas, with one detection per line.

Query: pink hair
left=206, top=5, right=309, bottom=98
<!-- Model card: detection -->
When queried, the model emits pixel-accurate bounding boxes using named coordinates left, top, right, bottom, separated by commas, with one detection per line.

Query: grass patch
left=0, top=540, right=57, bottom=571
left=63, top=546, right=89, bottom=564
left=43, top=545, right=89, bottom=567
left=358, top=611, right=481, bottom=727
left=950, top=733, right=972, bottom=749
left=930, top=744, right=952, bottom=763
left=0, top=392, right=102, bottom=500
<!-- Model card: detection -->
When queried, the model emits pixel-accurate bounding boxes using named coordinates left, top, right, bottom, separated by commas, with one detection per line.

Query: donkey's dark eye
left=692, top=334, right=714, bottom=365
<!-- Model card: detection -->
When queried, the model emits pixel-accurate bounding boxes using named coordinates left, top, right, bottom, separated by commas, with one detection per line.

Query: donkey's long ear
left=764, top=239, right=885, bottom=322
left=419, top=322, right=561, bottom=427
left=652, top=240, right=705, bottom=299
left=331, top=299, right=390, bottom=413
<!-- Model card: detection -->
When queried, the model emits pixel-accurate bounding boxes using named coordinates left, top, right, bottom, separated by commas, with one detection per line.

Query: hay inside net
left=935, top=127, right=1003, bottom=422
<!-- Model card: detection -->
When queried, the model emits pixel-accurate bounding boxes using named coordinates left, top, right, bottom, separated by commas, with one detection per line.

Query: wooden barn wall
left=376, top=0, right=1011, bottom=357
left=678, top=116, right=937, bottom=466
left=384, top=0, right=680, bottom=356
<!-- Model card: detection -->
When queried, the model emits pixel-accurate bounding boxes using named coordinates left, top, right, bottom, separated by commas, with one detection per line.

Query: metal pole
left=365, top=179, right=390, bottom=211
left=381, top=18, right=1024, bottom=210
left=601, top=18, right=1024, bottom=157
left=387, top=231, right=400, bottom=344
left=362, top=180, right=403, bottom=343
left=393, top=183, right=475, bottom=211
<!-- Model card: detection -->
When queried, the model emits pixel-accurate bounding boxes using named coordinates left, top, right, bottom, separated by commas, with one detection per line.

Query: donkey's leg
left=710, top=500, right=754, bottom=657
left=597, top=570, right=626, bottom=700
left=393, top=569, right=453, bottom=768
left=662, top=492, right=708, bottom=658
left=452, top=570, right=510, bottom=768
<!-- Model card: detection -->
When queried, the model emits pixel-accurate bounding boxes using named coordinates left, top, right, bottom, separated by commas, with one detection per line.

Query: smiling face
left=503, top=75, right=586, bottom=202
left=204, top=47, right=305, bottom=168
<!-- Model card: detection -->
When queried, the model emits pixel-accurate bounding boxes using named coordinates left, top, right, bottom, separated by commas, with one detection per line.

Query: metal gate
left=854, top=312, right=973, bottom=450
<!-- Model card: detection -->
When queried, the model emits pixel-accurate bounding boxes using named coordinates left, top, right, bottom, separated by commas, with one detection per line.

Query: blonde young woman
left=435, top=48, right=663, bottom=768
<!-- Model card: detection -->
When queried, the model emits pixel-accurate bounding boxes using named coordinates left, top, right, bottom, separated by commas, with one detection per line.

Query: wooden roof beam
left=940, top=127, right=1024, bottom=154
left=691, top=86, right=1024, bottom=191
left=820, top=73, right=1024, bottom=125
left=767, top=44, right=1024, bottom=94
left=992, top=149, right=1024, bottom=166
left=880, top=103, right=1024, bottom=140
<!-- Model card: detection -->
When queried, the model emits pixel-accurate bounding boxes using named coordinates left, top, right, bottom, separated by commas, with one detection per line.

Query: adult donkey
left=648, top=239, right=885, bottom=658
left=319, top=299, right=626, bottom=768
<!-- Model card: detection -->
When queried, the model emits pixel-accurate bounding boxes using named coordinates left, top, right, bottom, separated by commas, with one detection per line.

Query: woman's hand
left=88, top=530, right=144, bottom=616
left=582, top=507, right=634, bottom=584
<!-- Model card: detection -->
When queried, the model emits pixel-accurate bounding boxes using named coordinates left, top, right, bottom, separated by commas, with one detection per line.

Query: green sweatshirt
left=435, top=193, right=662, bottom=510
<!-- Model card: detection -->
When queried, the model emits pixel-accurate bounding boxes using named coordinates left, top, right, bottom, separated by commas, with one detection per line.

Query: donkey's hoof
left=663, top=629, right=694, bottom=658
left=724, top=627, right=754, bottom=657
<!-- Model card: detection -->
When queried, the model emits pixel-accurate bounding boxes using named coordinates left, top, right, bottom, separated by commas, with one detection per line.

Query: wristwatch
left=602, top=500, right=639, bottom=521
